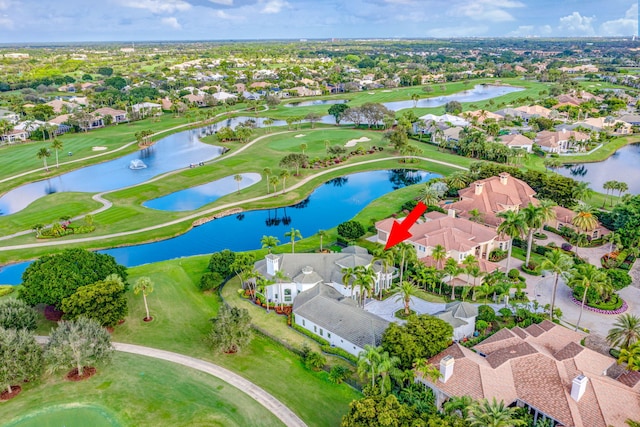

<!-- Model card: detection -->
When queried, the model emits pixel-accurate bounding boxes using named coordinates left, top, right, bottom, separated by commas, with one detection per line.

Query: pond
left=382, top=84, right=523, bottom=111
left=0, top=130, right=224, bottom=216
left=557, top=144, right=640, bottom=194
left=0, top=169, right=438, bottom=284
left=143, top=173, right=262, bottom=211
left=283, top=99, right=349, bottom=107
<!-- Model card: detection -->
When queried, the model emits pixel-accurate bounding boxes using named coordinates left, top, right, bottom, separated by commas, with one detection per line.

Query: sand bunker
left=345, top=136, right=371, bottom=147
left=294, top=134, right=305, bottom=138
left=92, top=146, right=107, bottom=151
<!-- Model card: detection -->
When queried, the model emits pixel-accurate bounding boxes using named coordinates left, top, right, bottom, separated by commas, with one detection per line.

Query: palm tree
left=300, top=143, right=307, bottom=154
left=376, top=351, right=401, bottom=395
left=540, top=249, right=574, bottom=322
left=357, top=344, right=382, bottom=389
left=603, top=180, right=616, bottom=207
left=570, top=233, right=589, bottom=258
left=263, top=167, right=272, bottom=193
left=521, top=203, right=546, bottom=266
left=413, top=358, right=440, bottom=383
left=341, top=266, right=357, bottom=298
left=279, top=169, right=290, bottom=193
left=446, top=171, right=469, bottom=191
left=496, top=210, right=528, bottom=272
left=571, top=205, right=599, bottom=236
left=459, top=254, right=478, bottom=300
left=373, top=248, right=395, bottom=297
left=392, top=281, right=421, bottom=315
left=317, top=229, right=327, bottom=252
left=607, top=314, right=640, bottom=350
left=234, top=174, right=242, bottom=193
left=443, top=257, right=461, bottom=296
left=467, top=397, right=526, bottom=427
left=603, top=231, right=621, bottom=254
left=617, top=342, right=640, bottom=372
left=616, top=181, right=629, bottom=199
left=468, top=208, right=483, bottom=223
left=411, top=93, right=420, bottom=108
left=431, top=244, right=447, bottom=270
left=444, top=395, right=473, bottom=419
left=284, top=227, right=302, bottom=253
left=263, top=118, right=274, bottom=133
left=573, top=181, right=594, bottom=203
left=568, top=264, right=609, bottom=331
left=51, top=138, right=63, bottom=168
left=37, top=147, right=51, bottom=171
left=421, top=184, right=441, bottom=206
left=260, top=235, right=279, bottom=253
left=467, top=265, right=483, bottom=301
left=394, top=242, right=416, bottom=286
left=353, top=265, right=376, bottom=307
left=133, top=276, right=154, bottom=321
left=269, top=175, right=279, bottom=194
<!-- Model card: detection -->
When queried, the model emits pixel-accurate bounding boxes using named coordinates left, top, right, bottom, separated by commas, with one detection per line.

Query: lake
left=557, top=144, right=640, bottom=194
left=0, top=169, right=438, bottom=284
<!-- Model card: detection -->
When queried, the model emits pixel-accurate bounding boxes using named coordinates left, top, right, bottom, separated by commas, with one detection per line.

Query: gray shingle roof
left=293, top=284, right=389, bottom=350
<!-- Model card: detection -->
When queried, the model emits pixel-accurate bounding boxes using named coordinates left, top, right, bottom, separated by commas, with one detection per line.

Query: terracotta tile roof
left=419, top=323, right=640, bottom=427
left=497, top=133, right=534, bottom=148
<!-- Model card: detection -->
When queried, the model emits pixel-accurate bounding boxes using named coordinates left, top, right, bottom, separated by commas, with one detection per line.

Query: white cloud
left=260, top=0, right=288, bottom=14
left=118, top=0, right=191, bottom=14
left=209, top=0, right=233, bottom=5
left=558, top=11, right=595, bottom=35
left=0, top=0, right=12, bottom=10
left=211, top=9, right=244, bottom=21
left=449, top=0, right=524, bottom=23
left=599, top=4, right=638, bottom=36
left=161, top=16, right=181, bottom=29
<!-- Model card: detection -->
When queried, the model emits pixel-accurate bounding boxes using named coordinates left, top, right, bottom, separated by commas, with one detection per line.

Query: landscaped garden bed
left=569, top=293, right=627, bottom=315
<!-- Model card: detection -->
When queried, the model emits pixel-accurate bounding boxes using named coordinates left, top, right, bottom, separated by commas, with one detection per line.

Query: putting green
left=4, top=403, right=121, bottom=427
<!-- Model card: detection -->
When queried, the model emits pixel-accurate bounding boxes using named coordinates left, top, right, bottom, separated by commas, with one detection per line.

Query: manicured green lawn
left=559, top=136, right=640, bottom=164
left=2, top=352, right=284, bottom=427
left=108, top=258, right=359, bottom=427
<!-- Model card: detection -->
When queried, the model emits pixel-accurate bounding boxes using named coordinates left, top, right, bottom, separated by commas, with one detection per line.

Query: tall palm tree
left=357, top=344, right=382, bottom=389
left=446, top=171, right=469, bottom=191
left=603, top=180, right=616, bottom=207
left=431, top=244, right=447, bottom=270
left=373, top=248, right=395, bottom=297
left=573, top=181, right=594, bottom=203
left=37, top=147, right=50, bottom=171
left=394, top=242, right=415, bottom=286
left=284, top=227, right=302, bottom=253
left=353, top=266, right=376, bottom=307
left=376, top=351, right=401, bottom=395
left=421, top=184, right=441, bottom=206
left=300, top=143, right=307, bottom=154
left=234, top=174, right=242, bottom=193
left=341, top=266, right=357, bottom=298
left=466, top=398, right=526, bottom=427
left=133, top=276, right=154, bottom=321
left=568, top=264, right=609, bottom=331
left=260, top=235, right=279, bottom=253
left=269, top=175, right=279, bottom=194
left=467, top=265, right=483, bottom=301
left=279, top=169, right=290, bottom=193
left=263, top=167, right=271, bottom=193
left=496, top=210, right=528, bottom=272
left=572, top=205, right=599, bottom=236
left=444, top=257, right=461, bottom=296
left=51, top=138, right=63, bottom=168
left=460, top=254, right=478, bottom=300
left=617, top=342, right=640, bottom=372
left=444, top=395, right=473, bottom=419
left=521, top=203, right=546, bottom=266
left=317, top=229, right=327, bottom=252
left=616, top=181, right=629, bottom=199
left=540, top=249, right=574, bottom=321
left=392, top=281, right=421, bottom=315
left=607, top=314, right=640, bottom=350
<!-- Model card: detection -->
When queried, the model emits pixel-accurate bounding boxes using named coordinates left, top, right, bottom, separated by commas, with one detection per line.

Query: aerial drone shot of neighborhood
left=0, top=0, right=639, bottom=426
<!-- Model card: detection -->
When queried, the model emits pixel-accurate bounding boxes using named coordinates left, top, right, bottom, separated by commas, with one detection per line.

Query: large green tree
left=607, top=314, right=640, bottom=350
left=209, top=305, right=252, bottom=354
left=0, top=327, right=42, bottom=394
left=45, top=317, right=113, bottom=377
left=341, top=393, right=423, bottom=427
left=381, top=315, right=452, bottom=370
left=0, top=299, right=37, bottom=331
left=19, top=249, right=127, bottom=310
left=207, top=249, right=236, bottom=279
left=60, top=274, right=128, bottom=327
left=496, top=210, right=528, bottom=272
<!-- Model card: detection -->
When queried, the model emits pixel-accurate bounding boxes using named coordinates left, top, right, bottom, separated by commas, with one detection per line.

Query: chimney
left=571, top=375, right=588, bottom=401
left=440, top=355, right=454, bottom=383
left=475, top=183, right=484, bottom=195
left=266, top=254, right=279, bottom=276
left=499, top=172, right=509, bottom=186
left=448, top=208, right=456, bottom=218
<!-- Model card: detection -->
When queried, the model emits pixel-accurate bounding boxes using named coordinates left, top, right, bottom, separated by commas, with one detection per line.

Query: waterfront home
left=93, top=107, right=128, bottom=124
left=535, top=129, right=589, bottom=153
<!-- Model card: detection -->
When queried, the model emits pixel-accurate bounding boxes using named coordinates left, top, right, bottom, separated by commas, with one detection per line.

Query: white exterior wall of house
left=266, top=282, right=317, bottom=305
left=294, top=313, right=364, bottom=357
left=453, top=316, right=476, bottom=341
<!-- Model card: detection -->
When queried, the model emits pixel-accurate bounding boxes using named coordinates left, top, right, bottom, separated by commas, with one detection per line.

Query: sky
left=0, top=0, right=637, bottom=43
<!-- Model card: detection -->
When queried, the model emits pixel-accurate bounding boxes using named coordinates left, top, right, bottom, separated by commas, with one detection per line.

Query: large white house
left=253, top=246, right=396, bottom=306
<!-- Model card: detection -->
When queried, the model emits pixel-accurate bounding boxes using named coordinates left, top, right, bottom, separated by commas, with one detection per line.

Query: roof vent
left=302, top=266, right=313, bottom=274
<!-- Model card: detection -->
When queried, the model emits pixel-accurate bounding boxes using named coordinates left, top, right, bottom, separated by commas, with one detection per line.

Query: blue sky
left=0, top=0, right=637, bottom=42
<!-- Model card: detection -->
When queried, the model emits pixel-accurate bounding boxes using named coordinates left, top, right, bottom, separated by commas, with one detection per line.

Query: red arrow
left=384, top=201, right=427, bottom=250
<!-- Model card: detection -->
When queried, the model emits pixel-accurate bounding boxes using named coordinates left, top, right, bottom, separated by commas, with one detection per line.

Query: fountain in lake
left=129, top=159, right=147, bottom=170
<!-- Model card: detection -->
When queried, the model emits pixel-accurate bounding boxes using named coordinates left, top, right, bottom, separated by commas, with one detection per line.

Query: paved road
left=34, top=337, right=307, bottom=427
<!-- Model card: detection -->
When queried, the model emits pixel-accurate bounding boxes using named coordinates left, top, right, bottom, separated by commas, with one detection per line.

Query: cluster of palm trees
left=602, top=180, right=629, bottom=207
left=36, top=138, right=64, bottom=171
left=607, top=313, right=640, bottom=373
left=262, top=167, right=292, bottom=195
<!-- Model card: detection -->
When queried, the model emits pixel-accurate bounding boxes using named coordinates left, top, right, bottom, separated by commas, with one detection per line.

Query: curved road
left=0, top=138, right=467, bottom=249
left=33, top=336, right=307, bottom=427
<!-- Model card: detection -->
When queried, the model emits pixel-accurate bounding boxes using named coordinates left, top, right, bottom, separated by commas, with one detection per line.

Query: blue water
left=0, top=130, right=224, bottom=216
left=0, top=169, right=437, bottom=285
left=143, top=173, right=262, bottom=211
left=557, top=144, right=640, bottom=194
left=284, top=99, right=349, bottom=107
left=383, top=84, right=523, bottom=111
